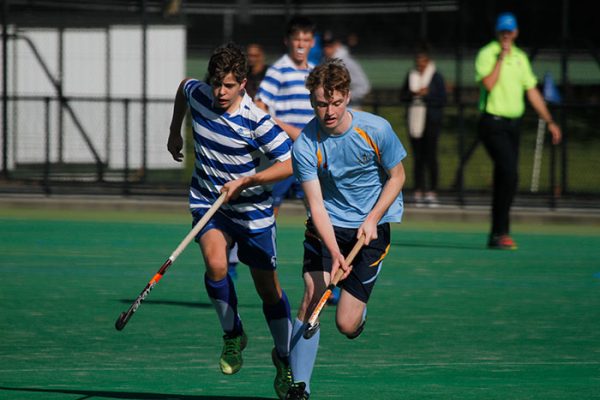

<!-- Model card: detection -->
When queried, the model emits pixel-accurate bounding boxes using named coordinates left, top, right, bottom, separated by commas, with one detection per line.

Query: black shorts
left=302, top=219, right=391, bottom=303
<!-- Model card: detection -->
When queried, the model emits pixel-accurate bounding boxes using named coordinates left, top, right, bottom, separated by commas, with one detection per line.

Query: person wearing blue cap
left=475, top=12, right=562, bottom=250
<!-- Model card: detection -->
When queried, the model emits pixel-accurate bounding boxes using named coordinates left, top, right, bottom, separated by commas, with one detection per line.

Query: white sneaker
left=425, top=192, right=439, bottom=207
left=413, top=191, right=424, bottom=207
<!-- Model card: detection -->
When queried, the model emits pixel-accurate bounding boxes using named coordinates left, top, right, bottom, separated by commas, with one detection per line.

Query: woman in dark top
left=401, top=45, right=446, bottom=206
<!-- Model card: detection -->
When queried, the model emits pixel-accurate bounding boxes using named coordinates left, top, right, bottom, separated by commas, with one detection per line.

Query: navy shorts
left=192, top=209, right=278, bottom=270
left=302, top=219, right=391, bottom=303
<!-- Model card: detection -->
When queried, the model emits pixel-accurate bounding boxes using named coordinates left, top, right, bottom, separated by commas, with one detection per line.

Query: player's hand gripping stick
left=115, top=191, right=227, bottom=331
left=303, top=234, right=365, bottom=339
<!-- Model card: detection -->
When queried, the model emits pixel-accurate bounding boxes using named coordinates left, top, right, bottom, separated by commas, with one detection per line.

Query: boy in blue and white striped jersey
left=167, top=43, right=293, bottom=399
left=255, top=15, right=316, bottom=216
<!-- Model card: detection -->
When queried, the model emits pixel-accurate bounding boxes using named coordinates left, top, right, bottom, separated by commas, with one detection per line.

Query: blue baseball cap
left=496, top=12, right=518, bottom=32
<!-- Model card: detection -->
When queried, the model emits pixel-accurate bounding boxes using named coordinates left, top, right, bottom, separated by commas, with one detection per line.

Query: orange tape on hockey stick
left=115, top=191, right=227, bottom=331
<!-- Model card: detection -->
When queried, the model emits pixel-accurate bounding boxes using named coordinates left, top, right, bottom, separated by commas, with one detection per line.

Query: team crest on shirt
left=358, top=152, right=373, bottom=164
left=232, top=124, right=256, bottom=140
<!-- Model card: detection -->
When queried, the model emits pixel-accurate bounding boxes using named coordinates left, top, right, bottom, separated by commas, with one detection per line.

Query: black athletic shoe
left=285, top=382, right=310, bottom=400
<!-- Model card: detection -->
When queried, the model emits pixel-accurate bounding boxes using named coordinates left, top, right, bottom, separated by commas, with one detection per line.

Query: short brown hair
left=305, top=59, right=351, bottom=99
left=286, top=15, right=316, bottom=37
left=207, top=42, right=248, bottom=84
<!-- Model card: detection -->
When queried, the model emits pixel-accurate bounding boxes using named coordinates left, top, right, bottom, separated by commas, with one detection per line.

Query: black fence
left=4, top=95, right=173, bottom=195
left=2, top=90, right=598, bottom=210
left=1, top=0, right=599, bottom=209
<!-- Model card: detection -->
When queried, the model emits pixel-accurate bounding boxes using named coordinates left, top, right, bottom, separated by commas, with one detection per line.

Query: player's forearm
left=274, top=119, right=302, bottom=142
left=169, top=81, right=188, bottom=136
left=527, top=88, right=562, bottom=144
left=366, top=162, right=406, bottom=224
left=303, top=181, right=342, bottom=259
left=309, top=201, right=341, bottom=259
left=244, top=158, right=293, bottom=188
left=527, top=88, right=555, bottom=124
left=481, top=56, right=504, bottom=91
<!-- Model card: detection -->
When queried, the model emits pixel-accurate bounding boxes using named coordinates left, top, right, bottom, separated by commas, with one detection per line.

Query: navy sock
left=263, top=291, right=292, bottom=360
left=204, top=273, right=243, bottom=335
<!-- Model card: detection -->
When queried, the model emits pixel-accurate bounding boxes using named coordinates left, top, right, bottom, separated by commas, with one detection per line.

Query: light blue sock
left=290, top=318, right=319, bottom=394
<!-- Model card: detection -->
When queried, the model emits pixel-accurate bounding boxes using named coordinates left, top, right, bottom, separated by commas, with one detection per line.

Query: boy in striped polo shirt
left=167, top=43, right=293, bottom=399
left=256, top=15, right=316, bottom=216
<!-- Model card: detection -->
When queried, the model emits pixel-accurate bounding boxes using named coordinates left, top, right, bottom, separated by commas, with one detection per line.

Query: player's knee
left=335, top=319, right=357, bottom=337
left=254, top=282, right=281, bottom=304
left=205, top=263, right=229, bottom=281
left=337, top=318, right=366, bottom=340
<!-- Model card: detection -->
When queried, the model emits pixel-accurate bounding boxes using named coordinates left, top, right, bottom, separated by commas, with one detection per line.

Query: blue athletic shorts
left=192, top=209, right=278, bottom=270
left=302, top=219, right=391, bottom=303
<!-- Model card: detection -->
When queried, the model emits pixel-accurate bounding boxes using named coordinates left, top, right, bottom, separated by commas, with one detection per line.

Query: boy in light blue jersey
left=167, top=43, right=293, bottom=400
left=285, top=59, right=407, bottom=399
left=255, top=15, right=316, bottom=216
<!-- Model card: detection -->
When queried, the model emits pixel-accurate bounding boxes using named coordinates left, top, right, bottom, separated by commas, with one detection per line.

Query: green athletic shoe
left=219, top=331, right=248, bottom=375
left=271, top=347, right=292, bottom=399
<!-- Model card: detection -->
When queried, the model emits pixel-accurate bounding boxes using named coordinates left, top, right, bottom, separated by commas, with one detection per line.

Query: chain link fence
left=1, top=1, right=599, bottom=208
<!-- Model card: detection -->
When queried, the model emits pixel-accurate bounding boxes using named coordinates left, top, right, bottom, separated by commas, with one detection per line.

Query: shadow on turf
left=120, top=299, right=214, bottom=309
left=0, top=386, right=273, bottom=400
left=119, top=300, right=262, bottom=309
left=392, top=240, right=487, bottom=251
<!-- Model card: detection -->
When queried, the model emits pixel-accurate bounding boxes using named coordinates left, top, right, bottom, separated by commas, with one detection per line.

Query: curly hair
left=207, top=42, right=248, bottom=84
left=305, top=58, right=351, bottom=99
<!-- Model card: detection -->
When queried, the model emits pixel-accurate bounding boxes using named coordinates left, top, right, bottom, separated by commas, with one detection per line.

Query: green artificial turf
left=1, top=207, right=599, bottom=399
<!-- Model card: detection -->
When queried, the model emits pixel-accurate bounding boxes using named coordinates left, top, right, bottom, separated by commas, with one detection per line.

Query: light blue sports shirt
left=292, top=110, right=406, bottom=228
left=183, top=79, right=292, bottom=232
left=255, top=54, right=314, bottom=129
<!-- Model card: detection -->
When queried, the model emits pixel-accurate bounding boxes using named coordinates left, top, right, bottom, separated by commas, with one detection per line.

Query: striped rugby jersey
left=183, top=78, right=293, bottom=232
left=255, top=54, right=314, bottom=129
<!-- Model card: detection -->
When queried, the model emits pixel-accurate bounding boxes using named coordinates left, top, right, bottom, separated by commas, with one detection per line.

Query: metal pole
left=58, top=27, right=64, bottom=163
left=2, top=0, right=9, bottom=178
left=420, top=0, right=428, bottom=42
left=123, top=99, right=130, bottom=195
left=105, top=26, right=111, bottom=167
left=223, top=12, right=233, bottom=43
left=44, top=97, right=51, bottom=194
left=559, top=0, right=569, bottom=196
left=455, top=0, right=466, bottom=206
left=141, top=0, right=148, bottom=181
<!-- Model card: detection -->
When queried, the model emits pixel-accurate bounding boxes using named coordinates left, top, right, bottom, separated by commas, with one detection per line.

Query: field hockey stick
left=530, top=118, right=546, bottom=192
left=303, top=234, right=366, bottom=339
left=115, top=191, right=227, bottom=331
